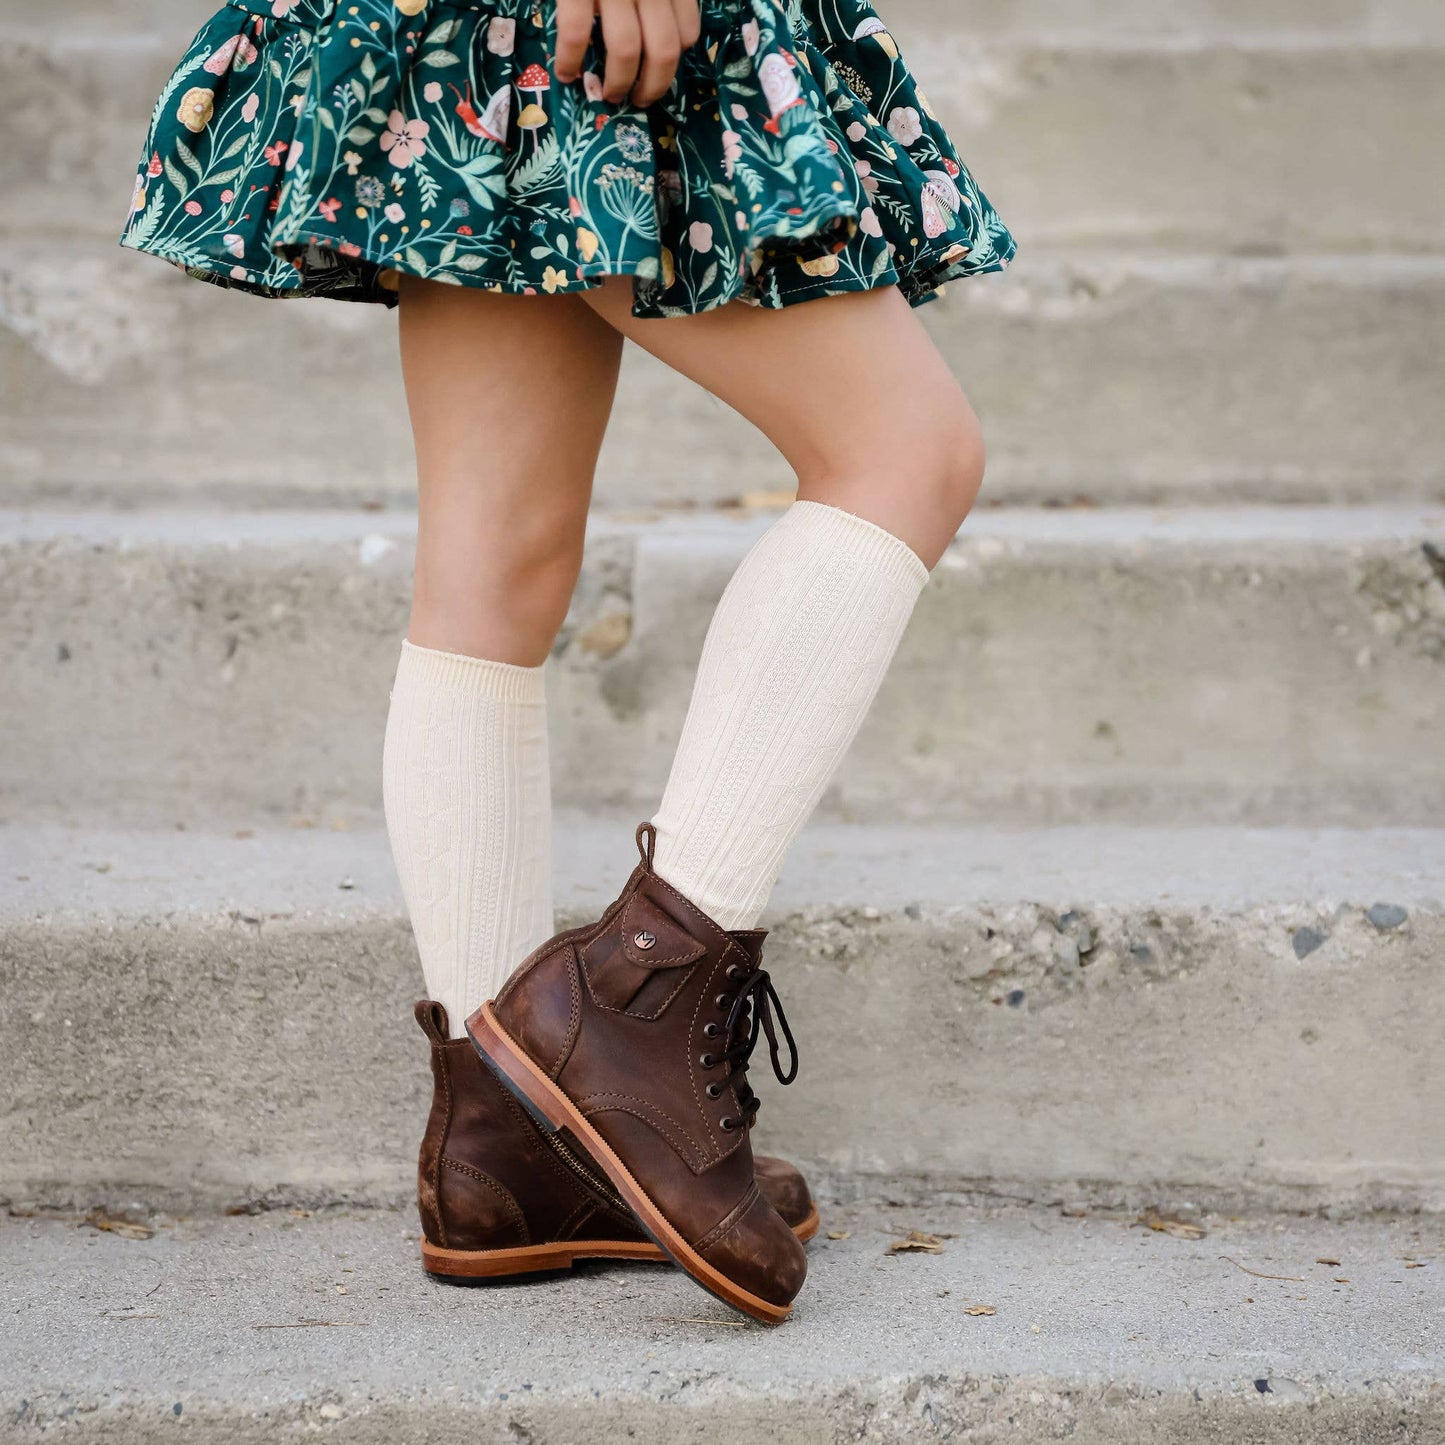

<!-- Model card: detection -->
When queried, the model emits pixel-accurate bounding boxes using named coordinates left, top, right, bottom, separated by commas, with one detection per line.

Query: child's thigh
left=577, top=280, right=973, bottom=485
left=398, top=276, right=624, bottom=507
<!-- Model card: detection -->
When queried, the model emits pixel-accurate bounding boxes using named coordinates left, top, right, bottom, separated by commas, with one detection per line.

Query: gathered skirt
left=119, top=0, right=1016, bottom=316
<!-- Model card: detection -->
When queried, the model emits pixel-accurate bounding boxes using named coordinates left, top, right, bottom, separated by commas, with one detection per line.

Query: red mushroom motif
left=517, top=62, right=551, bottom=110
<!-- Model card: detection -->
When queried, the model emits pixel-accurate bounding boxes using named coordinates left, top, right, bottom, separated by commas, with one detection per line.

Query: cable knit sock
left=383, top=640, right=553, bottom=1039
left=651, top=499, right=930, bottom=930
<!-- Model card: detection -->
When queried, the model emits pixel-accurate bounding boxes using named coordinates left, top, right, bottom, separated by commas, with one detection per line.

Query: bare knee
left=800, top=389, right=985, bottom=570
left=922, top=398, right=987, bottom=535
left=411, top=497, right=586, bottom=666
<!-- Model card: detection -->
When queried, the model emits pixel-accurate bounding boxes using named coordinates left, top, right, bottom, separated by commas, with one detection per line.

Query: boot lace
left=703, top=967, right=799, bottom=1132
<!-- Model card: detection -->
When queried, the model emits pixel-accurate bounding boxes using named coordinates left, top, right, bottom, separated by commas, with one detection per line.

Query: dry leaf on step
left=1137, top=1207, right=1206, bottom=1240
left=964, top=1304, right=997, bottom=1316
left=886, top=1230, right=945, bottom=1255
left=84, top=1210, right=154, bottom=1241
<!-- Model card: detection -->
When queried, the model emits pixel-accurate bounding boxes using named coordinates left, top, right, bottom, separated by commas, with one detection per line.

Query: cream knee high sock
left=651, top=500, right=930, bottom=930
left=383, top=640, right=553, bottom=1039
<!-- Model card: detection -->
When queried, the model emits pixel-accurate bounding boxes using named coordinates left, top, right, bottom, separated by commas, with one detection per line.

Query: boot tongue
left=727, top=929, right=768, bottom=972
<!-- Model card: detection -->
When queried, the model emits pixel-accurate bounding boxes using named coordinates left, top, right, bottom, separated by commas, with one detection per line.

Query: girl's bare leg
left=387, top=278, right=623, bottom=1033
left=579, top=280, right=984, bottom=569
left=399, top=279, right=624, bottom=666
left=578, top=279, right=979, bottom=927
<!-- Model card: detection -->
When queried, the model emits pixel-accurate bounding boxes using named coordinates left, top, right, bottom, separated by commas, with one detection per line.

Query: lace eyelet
left=703, top=1022, right=720, bottom=1038
left=715, top=994, right=730, bottom=1010
left=726, top=965, right=744, bottom=980
left=706, top=1083, right=723, bottom=1100
left=700, top=1053, right=715, bottom=1069
left=719, top=1117, right=737, bottom=1132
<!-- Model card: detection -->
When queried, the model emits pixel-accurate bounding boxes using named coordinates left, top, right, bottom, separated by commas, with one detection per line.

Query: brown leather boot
left=467, top=823, right=807, bottom=1323
left=415, top=1000, right=818, bottom=1281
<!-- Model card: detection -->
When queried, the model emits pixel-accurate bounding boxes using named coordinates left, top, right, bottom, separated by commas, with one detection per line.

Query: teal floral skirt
left=120, top=0, right=1016, bottom=316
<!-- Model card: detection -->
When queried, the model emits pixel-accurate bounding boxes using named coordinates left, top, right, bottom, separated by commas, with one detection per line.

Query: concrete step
left=5, top=244, right=1442, bottom=511
left=4, top=506, right=1444, bottom=829
left=2, top=1203, right=1440, bottom=1444
left=3, top=818, right=1442, bottom=1212
left=8, top=28, right=1444, bottom=255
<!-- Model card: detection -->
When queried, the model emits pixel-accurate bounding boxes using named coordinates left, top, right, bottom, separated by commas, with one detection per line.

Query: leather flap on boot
left=581, top=894, right=706, bottom=1017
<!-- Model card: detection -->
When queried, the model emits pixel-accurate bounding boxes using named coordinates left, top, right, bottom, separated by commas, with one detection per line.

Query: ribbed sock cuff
left=785, top=499, right=932, bottom=592
left=396, top=639, right=546, bottom=703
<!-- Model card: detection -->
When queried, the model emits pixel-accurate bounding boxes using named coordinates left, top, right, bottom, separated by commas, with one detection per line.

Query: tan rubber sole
left=423, top=1204, right=820, bottom=1282
left=468, top=1002, right=797, bottom=1325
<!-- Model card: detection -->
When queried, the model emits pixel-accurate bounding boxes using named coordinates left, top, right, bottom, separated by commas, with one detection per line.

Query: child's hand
left=554, top=0, right=703, bottom=108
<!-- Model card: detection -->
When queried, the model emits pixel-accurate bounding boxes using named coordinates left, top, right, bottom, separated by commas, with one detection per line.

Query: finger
left=631, top=0, right=682, bottom=106
left=672, top=0, right=702, bottom=50
left=599, top=0, right=642, bottom=104
left=554, top=0, right=594, bottom=83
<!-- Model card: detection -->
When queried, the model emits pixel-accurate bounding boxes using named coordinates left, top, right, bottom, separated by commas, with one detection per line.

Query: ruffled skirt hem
left=120, top=0, right=1016, bottom=317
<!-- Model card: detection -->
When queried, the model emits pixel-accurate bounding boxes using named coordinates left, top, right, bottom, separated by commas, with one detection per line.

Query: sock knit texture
left=382, top=640, right=553, bottom=1039
left=651, top=499, right=930, bottom=931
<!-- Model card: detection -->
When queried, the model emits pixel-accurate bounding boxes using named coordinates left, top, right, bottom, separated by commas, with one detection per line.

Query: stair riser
left=5, top=247, right=1444, bottom=509
left=4, top=517, right=1443, bottom=826
left=2, top=901, right=1438, bottom=1210
left=9, top=35, right=1445, bottom=254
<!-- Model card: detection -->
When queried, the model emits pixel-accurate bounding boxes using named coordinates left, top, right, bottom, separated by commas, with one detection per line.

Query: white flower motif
left=688, top=220, right=714, bottom=254
left=847, top=120, right=867, bottom=143
left=487, top=17, right=516, bottom=56
left=858, top=206, right=883, bottom=237
left=285, top=139, right=305, bottom=171
left=741, top=20, right=760, bottom=55
left=423, top=81, right=443, bottom=103
left=887, top=106, right=923, bottom=145
left=385, top=202, right=405, bottom=222
left=241, top=92, right=260, bottom=124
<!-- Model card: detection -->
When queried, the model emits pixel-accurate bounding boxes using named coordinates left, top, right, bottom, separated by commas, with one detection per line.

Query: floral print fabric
left=121, top=0, right=1016, bottom=315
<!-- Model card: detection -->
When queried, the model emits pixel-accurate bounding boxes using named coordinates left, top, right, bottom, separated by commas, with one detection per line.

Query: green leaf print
left=119, top=0, right=1015, bottom=313
left=457, top=153, right=506, bottom=212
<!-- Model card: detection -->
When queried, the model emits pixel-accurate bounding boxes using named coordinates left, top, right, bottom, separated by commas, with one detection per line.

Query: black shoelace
left=710, top=968, right=799, bottom=1132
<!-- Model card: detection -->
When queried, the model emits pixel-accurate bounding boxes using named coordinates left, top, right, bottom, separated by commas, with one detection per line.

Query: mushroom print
left=516, top=61, right=550, bottom=115
left=120, top=0, right=1014, bottom=314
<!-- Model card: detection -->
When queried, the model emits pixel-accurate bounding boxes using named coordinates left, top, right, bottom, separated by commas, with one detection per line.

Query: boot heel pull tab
left=636, top=821, right=657, bottom=868
left=415, top=999, right=450, bottom=1043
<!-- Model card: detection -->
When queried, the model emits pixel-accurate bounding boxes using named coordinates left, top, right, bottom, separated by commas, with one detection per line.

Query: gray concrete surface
left=3, top=818, right=1442, bottom=1211
left=2, top=1202, right=1440, bottom=1442
left=6, top=245, right=1443, bottom=510
left=11, top=29, right=1445, bottom=255
left=5, top=505, right=1444, bottom=828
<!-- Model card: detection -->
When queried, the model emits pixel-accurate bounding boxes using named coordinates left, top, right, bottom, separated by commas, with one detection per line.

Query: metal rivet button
left=634, top=930, right=656, bottom=950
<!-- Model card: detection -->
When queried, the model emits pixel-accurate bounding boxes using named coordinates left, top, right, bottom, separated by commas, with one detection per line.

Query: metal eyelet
left=700, top=1053, right=715, bottom=1069
left=726, top=965, right=744, bottom=980
left=720, top=1117, right=738, bottom=1132
left=703, top=1022, right=720, bottom=1038
left=706, top=1083, right=723, bottom=1100
left=715, top=994, right=730, bottom=1010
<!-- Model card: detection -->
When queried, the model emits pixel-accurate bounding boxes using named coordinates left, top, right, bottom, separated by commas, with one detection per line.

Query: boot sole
left=422, top=1204, right=820, bottom=1282
left=467, top=1002, right=797, bottom=1325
